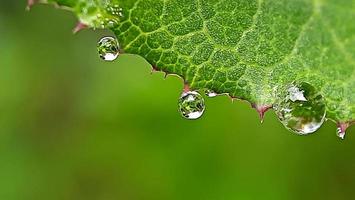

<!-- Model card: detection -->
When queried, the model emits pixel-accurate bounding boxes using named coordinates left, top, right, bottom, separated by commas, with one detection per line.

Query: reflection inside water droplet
left=274, top=82, right=326, bottom=135
left=178, top=91, right=205, bottom=120
left=97, top=36, right=120, bottom=61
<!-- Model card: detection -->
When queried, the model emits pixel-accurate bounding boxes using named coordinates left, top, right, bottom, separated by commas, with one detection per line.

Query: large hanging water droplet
left=178, top=91, right=205, bottom=120
left=274, top=82, right=326, bottom=135
left=97, top=36, right=120, bottom=61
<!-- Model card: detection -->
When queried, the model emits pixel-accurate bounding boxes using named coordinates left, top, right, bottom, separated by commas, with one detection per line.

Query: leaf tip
left=183, top=83, right=191, bottom=93
left=73, top=22, right=88, bottom=34
left=336, top=122, right=352, bottom=140
left=151, top=65, right=158, bottom=74
left=26, top=0, right=36, bottom=11
left=164, top=72, right=169, bottom=79
left=252, top=104, right=272, bottom=123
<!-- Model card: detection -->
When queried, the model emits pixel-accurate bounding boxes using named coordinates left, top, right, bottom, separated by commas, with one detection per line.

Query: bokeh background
left=0, top=1, right=355, bottom=200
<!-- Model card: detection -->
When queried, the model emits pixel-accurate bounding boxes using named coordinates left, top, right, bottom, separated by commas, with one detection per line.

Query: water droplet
left=97, top=36, right=120, bottom=61
left=337, top=128, right=345, bottom=140
left=274, top=82, right=326, bottom=135
left=178, top=91, right=205, bottom=120
left=205, top=89, right=218, bottom=97
left=336, top=123, right=349, bottom=140
left=106, top=5, right=124, bottom=17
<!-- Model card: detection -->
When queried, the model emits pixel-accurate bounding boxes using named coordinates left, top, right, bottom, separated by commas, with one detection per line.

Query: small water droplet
left=337, top=128, right=345, bottom=140
left=178, top=91, right=205, bottom=120
left=205, top=89, right=218, bottom=97
left=97, top=36, right=120, bottom=61
left=274, top=82, right=326, bottom=135
left=106, top=4, right=124, bottom=17
left=336, top=123, right=349, bottom=140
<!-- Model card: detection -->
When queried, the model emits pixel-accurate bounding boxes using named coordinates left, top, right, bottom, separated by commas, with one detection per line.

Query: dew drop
left=178, top=91, right=205, bottom=120
left=274, top=82, right=326, bottom=135
left=97, top=36, right=120, bottom=61
left=337, top=128, right=346, bottom=140
left=106, top=4, right=124, bottom=17
left=205, top=89, right=218, bottom=97
left=336, top=123, right=349, bottom=140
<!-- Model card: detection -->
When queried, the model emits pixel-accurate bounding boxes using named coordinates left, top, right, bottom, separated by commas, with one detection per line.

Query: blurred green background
left=0, top=1, right=354, bottom=200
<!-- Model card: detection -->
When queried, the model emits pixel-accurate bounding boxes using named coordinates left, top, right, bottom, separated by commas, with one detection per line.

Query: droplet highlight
left=178, top=91, right=205, bottom=120
left=97, top=36, right=120, bottom=61
left=205, top=89, right=218, bottom=97
left=274, top=82, right=326, bottom=135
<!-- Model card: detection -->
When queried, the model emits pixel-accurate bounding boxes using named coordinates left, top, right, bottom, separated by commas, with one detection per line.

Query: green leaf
left=34, top=0, right=354, bottom=126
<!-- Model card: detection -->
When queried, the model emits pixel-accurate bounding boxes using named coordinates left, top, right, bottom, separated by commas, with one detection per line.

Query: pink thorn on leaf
left=337, top=122, right=350, bottom=140
left=183, top=84, right=191, bottom=93
left=26, top=0, right=36, bottom=10
left=151, top=65, right=158, bottom=72
left=252, top=104, right=272, bottom=123
left=73, top=22, right=88, bottom=34
left=150, top=65, right=159, bottom=74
